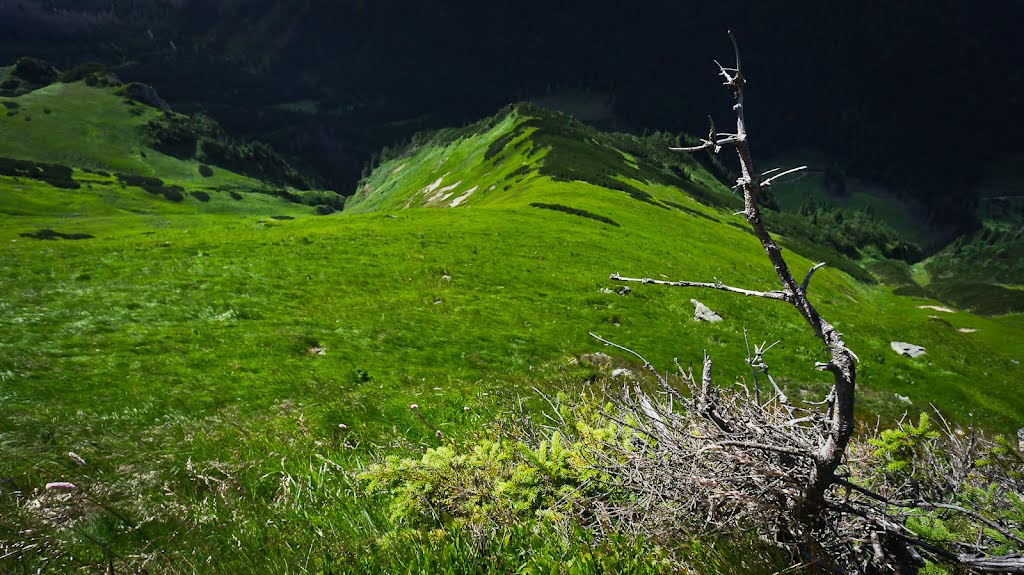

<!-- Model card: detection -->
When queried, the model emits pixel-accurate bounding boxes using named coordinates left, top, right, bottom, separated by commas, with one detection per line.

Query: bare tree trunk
left=615, top=30, right=858, bottom=529
left=604, top=32, right=1024, bottom=573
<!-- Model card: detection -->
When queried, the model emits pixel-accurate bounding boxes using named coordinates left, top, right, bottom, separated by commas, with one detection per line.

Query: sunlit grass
left=1, top=102, right=1020, bottom=573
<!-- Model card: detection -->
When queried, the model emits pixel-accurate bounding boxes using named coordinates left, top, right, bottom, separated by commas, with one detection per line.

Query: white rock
left=895, top=393, right=912, bottom=406
left=692, top=299, right=723, bottom=323
left=890, top=341, right=926, bottom=358
left=611, top=368, right=635, bottom=380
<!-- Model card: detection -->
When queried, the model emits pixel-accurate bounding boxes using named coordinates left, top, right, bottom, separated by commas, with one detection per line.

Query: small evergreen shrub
left=484, top=130, right=519, bottom=162
left=19, top=229, right=94, bottom=240
left=160, top=185, right=185, bottom=202
left=61, top=62, right=120, bottom=86
left=198, top=164, right=214, bottom=177
left=191, top=190, right=211, bottom=202
left=662, top=201, right=719, bottom=222
left=146, top=112, right=222, bottom=159
left=0, top=157, right=77, bottom=188
left=117, top=174, right=184, bottom=202
left=12, top=57, right=59, bottom=85
left=530, top=202, right=619, bottom=227
left=504, top=165, right=531, bottom=181
left=359, top=399, right=619, bottom=536
left=314, top=204, right=336, bottom=215
left=115, top=173, right=164, bottom=189
left=197, top=138, right=312, bottom=190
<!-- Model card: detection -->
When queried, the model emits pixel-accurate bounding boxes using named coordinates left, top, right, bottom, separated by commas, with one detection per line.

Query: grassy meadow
left=0, top=97, right=1021, bottom=573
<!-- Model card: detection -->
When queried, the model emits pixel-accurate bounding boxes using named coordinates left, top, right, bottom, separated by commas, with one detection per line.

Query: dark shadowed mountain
left=2, top=0, right=1021, bottom=233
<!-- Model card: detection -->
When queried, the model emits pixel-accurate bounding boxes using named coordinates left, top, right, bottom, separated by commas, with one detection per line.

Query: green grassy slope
left=0, top=76, right=341, bottom=212
left=0, top=82, right=258, bottom=189
left=1, top=102, right=1021, bottom=572
left=765, top=151, right=1024, bottom=317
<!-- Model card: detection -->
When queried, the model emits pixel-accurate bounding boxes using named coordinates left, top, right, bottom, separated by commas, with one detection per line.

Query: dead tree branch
left=615, top=28, right=858, bottom=527
left=592, top=30, right=1023, bottom=573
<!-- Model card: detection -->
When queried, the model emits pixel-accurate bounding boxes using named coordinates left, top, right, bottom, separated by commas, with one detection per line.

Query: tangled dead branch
left=596, top=31, right=1024, bottom=573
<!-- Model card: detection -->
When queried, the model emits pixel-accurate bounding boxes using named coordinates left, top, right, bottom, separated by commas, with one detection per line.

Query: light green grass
left=1, top=103, right=1021, bottom=573
left=0, top=82, right=274, bottom=191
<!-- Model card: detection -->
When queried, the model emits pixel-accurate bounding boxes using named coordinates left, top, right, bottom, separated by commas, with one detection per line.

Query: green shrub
left=160, top=185, right=185, bottom=202
left=0, top=157, right=78, bottom=188
left=60, top=62, right=120, bottom=86
left=927, top=280, right=1024, bottom=315
left=198, top=164, right=214, bottom=177
left=868, top=413, right=940, bottom=477
left=12, top=57, right=59, bottom=85
left=191, top=190, right=211, bottom=202
left=116, top=174, right=184, bottom=202
left=774, top=200, right=923, bottom=262
left=663, top=200, right=719, bottom=222
left=484, top=129, right=519, bottom=162
left=115, top=173, right=164, bottom=189
left=504, top=165, right=531, bottom=181
left=361, top=394, right=618, bottom=528
left=925, top=223, right=1024, bottom=285
left=19, top=229, right=94, bottom=240
left=314, top=204, right=336, bottom=215
left=530, top=202, right=619, bottom=227
left=146, top=112, right=222, bottom=159
left=197, top=138, right=313, bottom=190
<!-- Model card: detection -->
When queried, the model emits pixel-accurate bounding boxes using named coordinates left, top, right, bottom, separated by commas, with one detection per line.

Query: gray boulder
left=692, top=299, right=723, bottom=323
left=119, top=82, right=171, bottom=111
left=891, top=341, right=926, bottom=358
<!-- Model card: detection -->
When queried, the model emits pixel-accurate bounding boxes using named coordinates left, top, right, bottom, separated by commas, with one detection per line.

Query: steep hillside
left=348, top=103, right=733, bottom=214
left=344, top=102, right=1022, bottom=420
left=0, top=59, right=343, bottom=211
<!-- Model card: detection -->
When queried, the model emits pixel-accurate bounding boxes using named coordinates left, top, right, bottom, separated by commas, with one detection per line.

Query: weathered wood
left=599, top=31, right=1022, bottom=573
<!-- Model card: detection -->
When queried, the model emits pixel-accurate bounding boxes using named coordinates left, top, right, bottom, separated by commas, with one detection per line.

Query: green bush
left=19, top=229, right=94, bottom=240
left=868, top=413, right=940, bottom=477
left=925, top=223, right=1024, bottom=285
left=116, top=174, right=184, bottom=202
left=663, top=200, right=719, bottom=222
left=0, top=157, right=78, bottom=188
left=360, top=395, right=626, bottom=539
left=926, top=280, right=1024, bottom=315
left=191, top=190, right=211, bottom=202
left=160, top=185, right=185, bottom=202
left=60, top=62, right=120, bottom=86
left=12, top=57, right=59, bottom=85
left=530, top=202, right=619, bottom=227
left=145, top=112, right=222, bottom=159
left=197, top=138, right=313, bottom=190
left=774, top=200, right=923, bottom=262
left=198, top=164, right=214, bottom=177
left=115, top=173, right=164, bottom=189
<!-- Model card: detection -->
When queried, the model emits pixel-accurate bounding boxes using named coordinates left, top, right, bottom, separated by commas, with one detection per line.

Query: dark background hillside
left=2, top=0, right=1021, bottom=232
